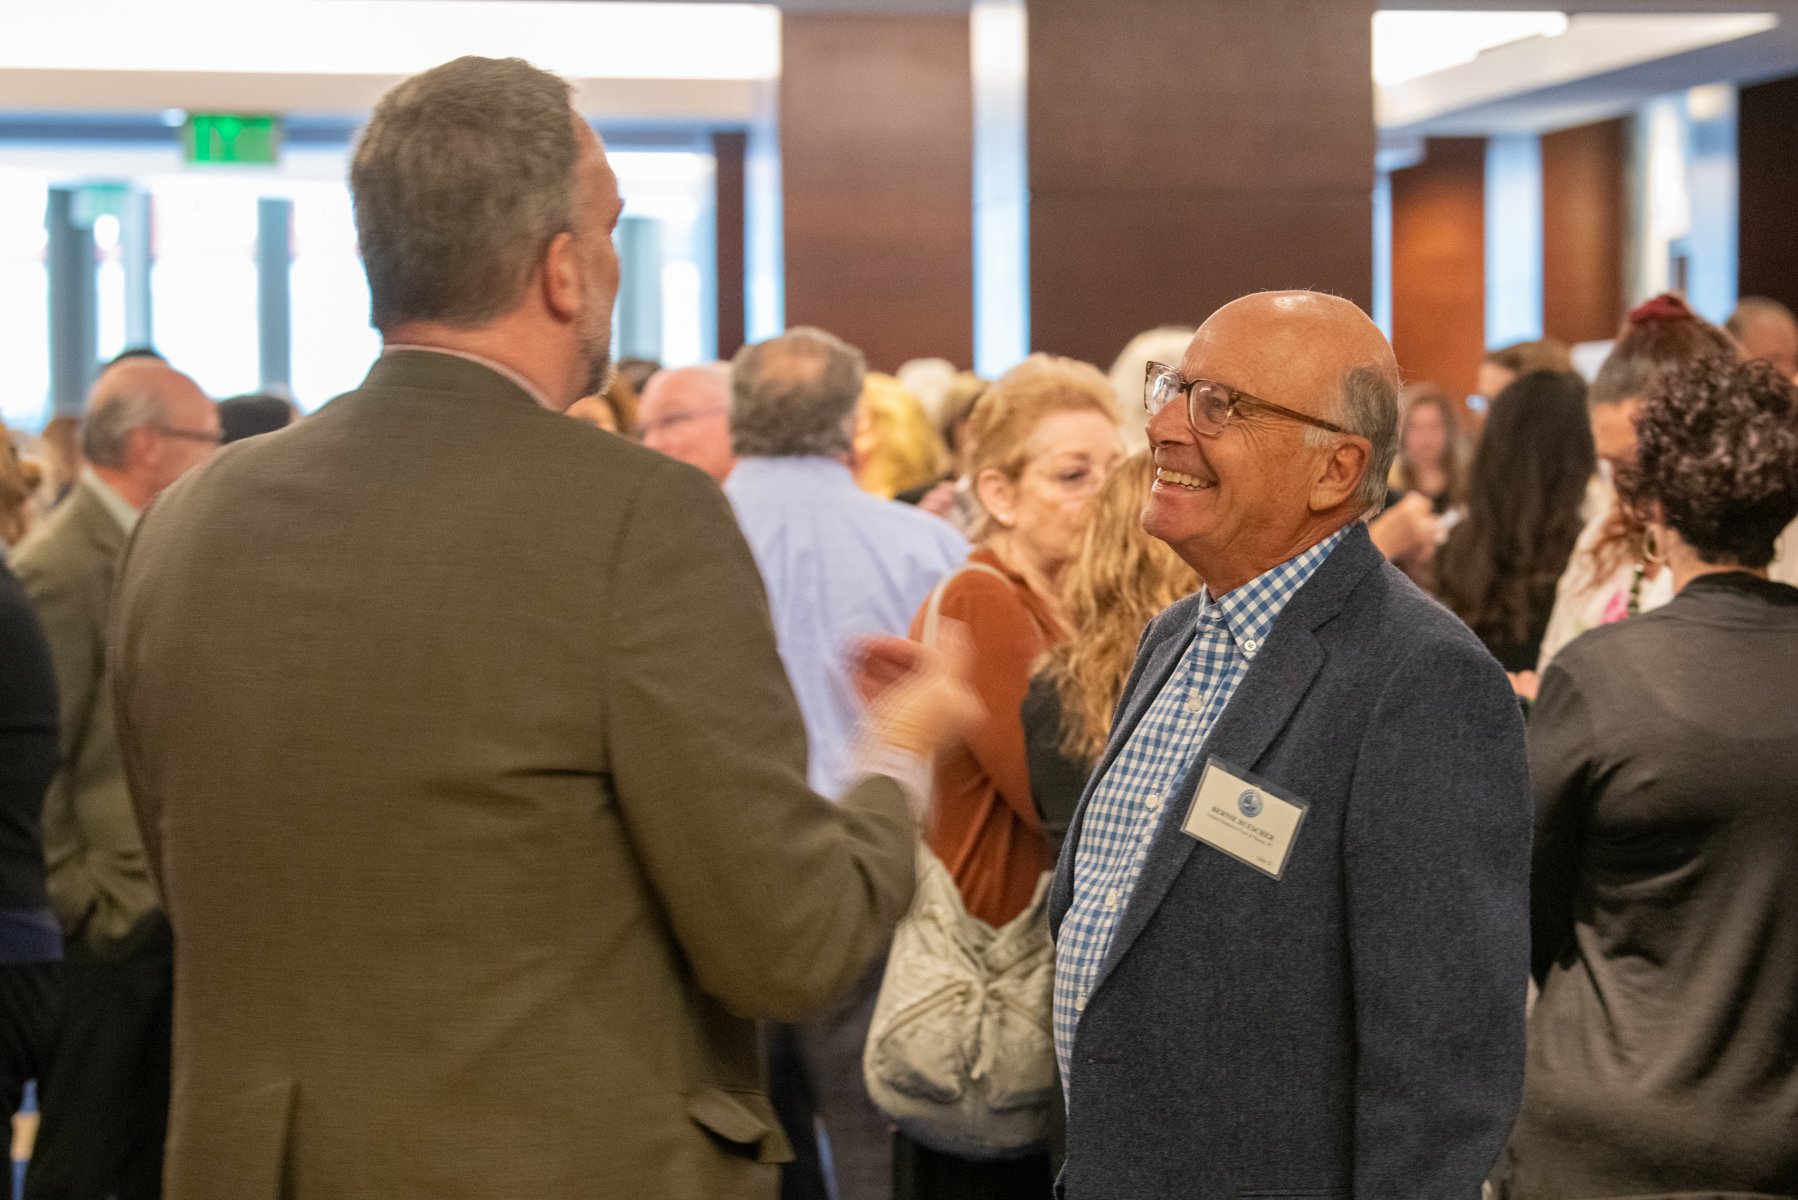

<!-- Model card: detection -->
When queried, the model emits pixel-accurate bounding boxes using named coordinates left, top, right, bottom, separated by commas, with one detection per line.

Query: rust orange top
left=909, top=547, right=1067, bottom=928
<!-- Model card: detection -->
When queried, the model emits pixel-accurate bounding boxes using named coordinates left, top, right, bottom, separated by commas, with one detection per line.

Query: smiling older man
left=1049, top=291, right=1530, bottom=1199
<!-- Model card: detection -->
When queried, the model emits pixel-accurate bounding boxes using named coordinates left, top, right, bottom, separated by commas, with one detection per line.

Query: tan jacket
left=110, top=351, right=917, bottom=1199
left=14, top=476, right=159, bottom=948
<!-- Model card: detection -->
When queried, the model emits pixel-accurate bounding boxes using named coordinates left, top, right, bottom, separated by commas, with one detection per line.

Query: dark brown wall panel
left=1026, top=0, right=1376, bottom=370
left=1738, top=73, right=1798, bottom=312
left=780, top=13, right=974, bottom=372
left=712, top=130, right=747, bottom=361
left=1542, top=118, right=1626, bottom=346
left=1390, top=137, right=1486, bottom=408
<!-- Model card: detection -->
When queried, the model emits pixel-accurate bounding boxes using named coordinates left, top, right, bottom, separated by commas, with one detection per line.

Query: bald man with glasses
left=13, top=358, right=218, bottom=1199
left=1049, top=292, right=1530, bottom=1200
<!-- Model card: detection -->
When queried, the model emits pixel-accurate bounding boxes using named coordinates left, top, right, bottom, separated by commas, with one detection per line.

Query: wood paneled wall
left=1738, top=72, right=1798, bottom=312
left=1542, top=118, right=1626, bottom=346
left=779, top=13, right=974, bottom=371
left=1024, top=0, right=1377, bottom=370
left=1390, top=137, right=1486, bottom=407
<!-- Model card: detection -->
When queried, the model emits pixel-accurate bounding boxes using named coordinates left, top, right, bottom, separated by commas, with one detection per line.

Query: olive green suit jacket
left=14, top=475, right=161, bottom=949
left=110, top=351, right=917, bottom=1199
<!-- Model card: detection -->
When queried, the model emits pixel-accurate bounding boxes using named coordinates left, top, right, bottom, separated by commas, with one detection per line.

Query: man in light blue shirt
left=725, top=328, right=968, bottom=799
left=724, top=326, right=966, bottom=1200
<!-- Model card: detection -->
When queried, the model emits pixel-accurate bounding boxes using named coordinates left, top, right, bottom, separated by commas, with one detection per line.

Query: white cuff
left=849, top=734, right=934, bottom=824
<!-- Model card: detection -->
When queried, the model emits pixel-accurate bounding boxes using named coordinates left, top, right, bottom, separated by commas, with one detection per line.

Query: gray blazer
left=1049, top=523, right=1530, bottom=1200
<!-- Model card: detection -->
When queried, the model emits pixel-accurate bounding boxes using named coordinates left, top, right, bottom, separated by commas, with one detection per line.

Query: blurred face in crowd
left=1402, top=399, right=1449, bottom=472
left=97, top=361, right=221, bottom=499
left=1590, top=397, right=1640, bottom=472
left=982, top=410, right=1121, bottom=575
left=1736, top=313, right=1798, bottom=382
left=1474, top=362, right=1515, bottom=410
left=638, top=366, right=735, bottom=483
left=1145, top=292, right=1384, bottom=594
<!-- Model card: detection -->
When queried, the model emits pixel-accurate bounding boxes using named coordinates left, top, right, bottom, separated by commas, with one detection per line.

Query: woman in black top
left=0, top=428, right=62, bottom=1172
left=1436, top=370, right=1595, bottom=673
left=1500, top=357, right=1798, bottom=1197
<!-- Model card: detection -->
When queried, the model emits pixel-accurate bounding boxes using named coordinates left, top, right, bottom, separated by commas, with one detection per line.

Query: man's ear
left=123, top=423, right=162, bottom=477
left=542, top=230, right=582, bottom=323
left=1310, top=437, right=1370, bottom=513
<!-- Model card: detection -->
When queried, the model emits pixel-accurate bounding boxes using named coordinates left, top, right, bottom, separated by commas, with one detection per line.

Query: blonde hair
left=854, top=373, right=948, bottom=499
left=1, top=420, right=44, bottom=547
left=1038, top=452, right=1197, bottom=762
left=962, top=354, right=1118, bottom=539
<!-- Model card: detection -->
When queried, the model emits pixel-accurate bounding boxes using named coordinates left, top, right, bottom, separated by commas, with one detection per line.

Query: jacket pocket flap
left=683, top=1087, right=793, bottom=1164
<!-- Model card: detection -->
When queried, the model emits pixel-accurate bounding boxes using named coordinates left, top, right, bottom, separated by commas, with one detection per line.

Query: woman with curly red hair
left=1500, top=355, right=1798, bottom=1195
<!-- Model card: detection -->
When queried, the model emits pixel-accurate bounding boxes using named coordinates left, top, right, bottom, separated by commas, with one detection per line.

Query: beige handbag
left=861, top=565, right=1058, bottom=1158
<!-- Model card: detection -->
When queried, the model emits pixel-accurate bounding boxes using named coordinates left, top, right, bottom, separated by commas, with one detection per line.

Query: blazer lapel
left=1084, top=525, right=1385, bottom=996
left=1086, top=628, right=1325, bottom=995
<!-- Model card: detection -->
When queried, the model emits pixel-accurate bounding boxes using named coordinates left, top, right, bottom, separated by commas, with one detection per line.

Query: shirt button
left=1144, top=792, right=1163, bottom=812
left=1075, top=994, right=1087, bottom=1012
left=1185, top=691, right=1204, bottom=713
left=1104, top=887, right=1119, bottom=911
left=1243, top=638, right=1259, bottom=654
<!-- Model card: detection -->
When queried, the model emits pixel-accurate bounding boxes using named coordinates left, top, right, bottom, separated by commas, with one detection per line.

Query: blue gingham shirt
left=1053, top=527, right=1349, bottom=1082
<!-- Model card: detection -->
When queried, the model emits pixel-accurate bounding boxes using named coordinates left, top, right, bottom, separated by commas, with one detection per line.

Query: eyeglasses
left=153, top=424, right=224, bottom=446
left=1143, top=362, right=1350, bottom=439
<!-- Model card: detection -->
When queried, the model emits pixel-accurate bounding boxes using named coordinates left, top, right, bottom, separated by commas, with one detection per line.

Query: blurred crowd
left=3, top=53, right=1798, bottom=1200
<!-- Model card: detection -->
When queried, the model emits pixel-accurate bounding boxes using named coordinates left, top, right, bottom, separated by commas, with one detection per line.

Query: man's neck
left=1198, top=516, right=1353, bottom=597
left=89, top=465, right=153, bottom=512
left=383, top=317, right=575, bottom=411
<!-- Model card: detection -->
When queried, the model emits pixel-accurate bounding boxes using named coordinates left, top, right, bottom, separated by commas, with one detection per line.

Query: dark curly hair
left=1618, top=357, right=1798, bottom=569
left=1437, top=370, right=1596, bottom=656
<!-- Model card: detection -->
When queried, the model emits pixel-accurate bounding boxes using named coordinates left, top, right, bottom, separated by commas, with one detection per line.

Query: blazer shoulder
left=12, top=489, right=119, bottom=591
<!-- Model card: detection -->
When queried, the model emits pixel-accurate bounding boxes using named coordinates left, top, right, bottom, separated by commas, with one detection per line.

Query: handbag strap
left=920, top=562, right=1010, bottom=648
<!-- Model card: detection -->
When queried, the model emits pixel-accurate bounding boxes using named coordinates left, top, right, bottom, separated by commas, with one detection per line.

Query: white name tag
left=1180, top=758, right=1309, bottom=880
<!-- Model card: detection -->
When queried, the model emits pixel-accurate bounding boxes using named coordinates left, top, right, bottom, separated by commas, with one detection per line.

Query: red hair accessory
left=1626, top=293, right=1695, bottom=326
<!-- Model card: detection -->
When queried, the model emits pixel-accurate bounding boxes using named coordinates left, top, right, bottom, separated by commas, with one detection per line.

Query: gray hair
left=1307, top=365, right=1398, bottom=518
left=351, top=56, right=579, bottom=333
left=730, top=327, right=867, bottom=458
left=81, top=373, right=168, bottom=469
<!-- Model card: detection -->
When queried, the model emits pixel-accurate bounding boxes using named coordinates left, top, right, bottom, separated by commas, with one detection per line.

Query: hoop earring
left=1642, top=524, right=1668, bottom=565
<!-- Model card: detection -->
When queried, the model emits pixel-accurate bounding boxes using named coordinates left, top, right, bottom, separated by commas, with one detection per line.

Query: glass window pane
left=289, top=183, right=378, bottom=411
left=0, top=175, right=51, bottom=430
left=149, top=181, right=259, bottom=398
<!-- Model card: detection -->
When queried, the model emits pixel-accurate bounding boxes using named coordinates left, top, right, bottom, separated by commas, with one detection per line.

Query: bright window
left=149, top=179, right=260, bottom=398
left=0, top=176, right=50, bottom=431
left=290, top=183, right=379, bottom=410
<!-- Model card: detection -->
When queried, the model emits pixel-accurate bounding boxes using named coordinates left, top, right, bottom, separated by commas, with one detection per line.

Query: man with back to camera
left=1050, top=291, right=1531, bottom=1198
left=14, top=357, right=218, bottom=1200
left=724, top=326, right=969, bottom=1200
left=106, top=56, right=977, bottom=1199
left=638, top=361, right=738, bottom=482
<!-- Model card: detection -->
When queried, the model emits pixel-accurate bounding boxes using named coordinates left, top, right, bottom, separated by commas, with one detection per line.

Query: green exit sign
left=183, top=113, right=281, bottom=165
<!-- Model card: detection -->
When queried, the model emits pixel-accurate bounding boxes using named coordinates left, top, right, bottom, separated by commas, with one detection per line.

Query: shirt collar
left=380, top=345, right=559, bottom=411
left=81, top=466, right=140, bottom=534
left=1197, top=525, right=1352, bottom=660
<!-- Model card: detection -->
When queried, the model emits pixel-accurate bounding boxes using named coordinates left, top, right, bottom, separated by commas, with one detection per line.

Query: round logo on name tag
left=1238, top=790, right=1263, bottom=818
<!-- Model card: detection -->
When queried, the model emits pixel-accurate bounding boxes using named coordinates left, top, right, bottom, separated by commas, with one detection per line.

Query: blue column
left=46, top=188, right=98, bottom=416
left=971, top=0, right=1029, bottom=378
left=257, top=197, right=293, bottom=393
left=1485, top=133, right=1545, bottom=348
